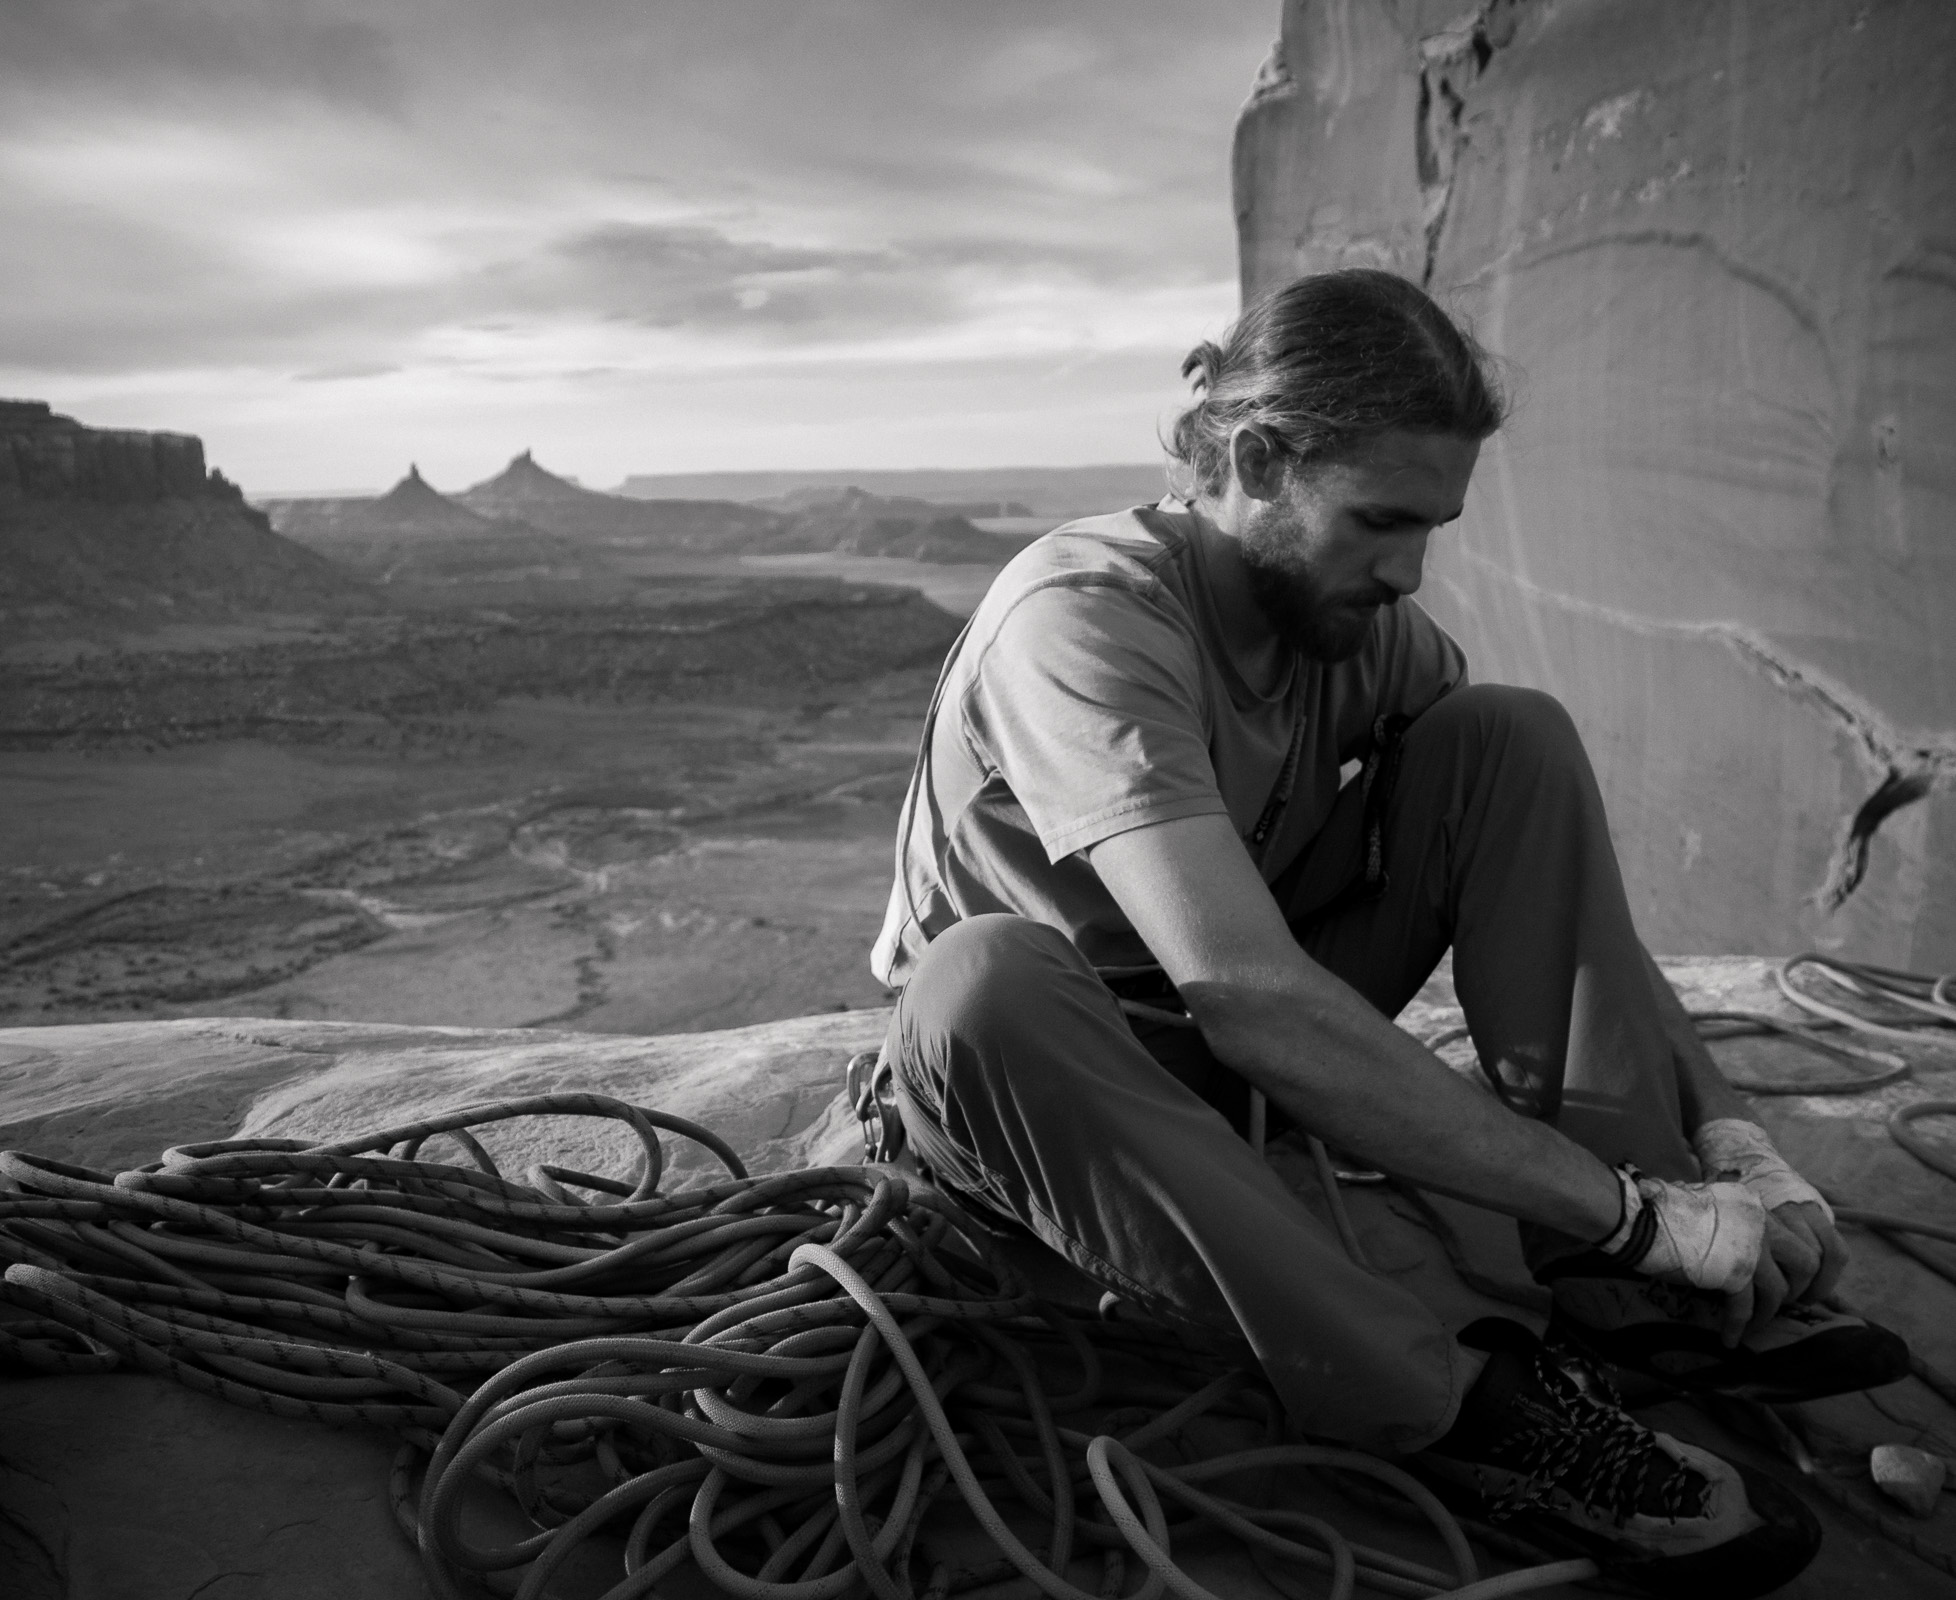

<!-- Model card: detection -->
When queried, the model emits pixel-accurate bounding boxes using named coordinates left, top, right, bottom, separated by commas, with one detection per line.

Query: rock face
left=1233, top=1, right=1956, bottom=965
left=0, top=402, right=372, bottom=632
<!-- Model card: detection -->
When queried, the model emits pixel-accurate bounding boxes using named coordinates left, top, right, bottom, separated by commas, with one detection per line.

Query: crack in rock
left=1414, top=5, right=1511, bottom=284
left=1444, top=548, right=1956, bottom=909
left=1819, top=769, right=1937, bottom=912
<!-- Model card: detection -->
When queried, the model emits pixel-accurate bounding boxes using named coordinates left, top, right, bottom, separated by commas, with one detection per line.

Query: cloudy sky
left=0, top=1, right=1275, bottom=493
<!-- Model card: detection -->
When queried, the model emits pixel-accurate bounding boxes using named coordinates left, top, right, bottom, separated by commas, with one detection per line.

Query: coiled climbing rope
left=2, top=952, right=1950, bottom=1595
left=0, top=1091, right=1586, bottom=1600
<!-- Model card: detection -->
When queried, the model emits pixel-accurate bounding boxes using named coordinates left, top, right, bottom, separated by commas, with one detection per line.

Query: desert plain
left=0, top=432, right=1151, bottom=1043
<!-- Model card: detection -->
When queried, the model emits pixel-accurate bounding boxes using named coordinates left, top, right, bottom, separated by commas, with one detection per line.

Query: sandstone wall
left=1235, top=0, right=1956, bottom=965
left=0, top=398, right=213, bottom=500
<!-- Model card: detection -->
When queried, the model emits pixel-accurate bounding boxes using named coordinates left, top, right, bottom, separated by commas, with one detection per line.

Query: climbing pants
left=882, top=684, right=1708, bottom=1453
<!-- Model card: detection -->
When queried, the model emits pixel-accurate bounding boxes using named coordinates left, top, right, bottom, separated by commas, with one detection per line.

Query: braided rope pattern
left=0, top=1090, right=1604, bottom=1599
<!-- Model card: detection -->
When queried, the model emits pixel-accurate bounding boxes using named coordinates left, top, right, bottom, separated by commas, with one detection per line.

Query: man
left=868, top=270, right=1903, bottom=1593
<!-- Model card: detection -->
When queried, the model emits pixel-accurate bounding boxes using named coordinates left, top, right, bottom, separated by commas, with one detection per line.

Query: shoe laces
left=1490, top=1348, right=1711, bottom=1526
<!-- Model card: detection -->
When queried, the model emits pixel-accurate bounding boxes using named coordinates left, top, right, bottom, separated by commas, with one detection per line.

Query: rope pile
left=0, top=1092, right=1580, bottom=1600
left=1, top=952, right=1950, bottom=1596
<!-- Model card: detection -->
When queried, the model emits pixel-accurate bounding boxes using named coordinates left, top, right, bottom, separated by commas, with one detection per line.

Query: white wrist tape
left=1598, top=1165, right=1764, bottom=1295
left=1637, top=1174, right=1767, bottom=1295
left=1693, top=1118, right=1833, bottom=1222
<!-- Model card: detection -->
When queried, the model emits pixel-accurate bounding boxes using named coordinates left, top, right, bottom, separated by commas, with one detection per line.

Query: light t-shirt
left=870, top=502, right=1467, bottom=988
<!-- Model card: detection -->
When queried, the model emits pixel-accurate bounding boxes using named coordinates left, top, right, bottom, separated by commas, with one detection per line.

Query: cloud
left=297, top=360, right=399, bottom=382
left=0, top=0, right=405, bottom=115
left=546, top=221, right=929, bottom=331
left=0, top=0, right=1276, bottom=483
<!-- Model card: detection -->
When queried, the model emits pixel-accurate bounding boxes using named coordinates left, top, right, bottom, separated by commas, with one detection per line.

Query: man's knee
left=1430, top=682, right=1579, bottom=748
left=896, top=913, right=1091, bottom=1044
left=1417, top=684, right=1590, bottom=786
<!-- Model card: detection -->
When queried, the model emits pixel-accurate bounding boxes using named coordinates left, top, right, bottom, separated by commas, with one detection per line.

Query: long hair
left=1167, top=269, right=1505, bottom=497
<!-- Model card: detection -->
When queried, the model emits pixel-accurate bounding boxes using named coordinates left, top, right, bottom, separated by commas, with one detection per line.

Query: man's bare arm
left=1086, top=812, right=1623, bottom=1241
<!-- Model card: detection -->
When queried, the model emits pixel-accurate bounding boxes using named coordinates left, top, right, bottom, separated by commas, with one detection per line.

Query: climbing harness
left=847, top=1049, right=908, bottom=1165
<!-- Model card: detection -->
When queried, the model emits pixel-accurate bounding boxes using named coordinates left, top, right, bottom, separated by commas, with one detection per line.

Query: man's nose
left=1377, top=531, right=1430, bottom=596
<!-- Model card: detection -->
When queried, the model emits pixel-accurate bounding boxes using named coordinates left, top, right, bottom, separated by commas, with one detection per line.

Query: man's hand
left=1725, top=1226, right=1791, bottom=1348
left=1602, top=1169, right=1784, bottom=1348
left=1692, top=1119, right=1849, bottom=1306
left=1721, top=1202, right=1849, bottom=1347
left=1764, top=1199, right=1849, bottom=1304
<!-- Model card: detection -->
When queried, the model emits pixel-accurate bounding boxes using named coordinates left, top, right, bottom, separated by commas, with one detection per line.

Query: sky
left=0, top=1, right=1276, bottom=493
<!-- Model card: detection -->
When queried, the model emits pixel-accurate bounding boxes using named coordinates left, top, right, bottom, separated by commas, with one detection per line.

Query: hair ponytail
left=1180, top=340, right=1225, bottom=392
left=1165, top=269, right=1505, bottom=499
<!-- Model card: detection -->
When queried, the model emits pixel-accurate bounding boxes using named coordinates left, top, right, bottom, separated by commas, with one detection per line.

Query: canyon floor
left=0, top=555, right=987, bottom=1037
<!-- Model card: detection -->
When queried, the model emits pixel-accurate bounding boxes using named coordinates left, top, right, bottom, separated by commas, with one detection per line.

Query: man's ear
left=1228, top=425, right=1287, bottom=501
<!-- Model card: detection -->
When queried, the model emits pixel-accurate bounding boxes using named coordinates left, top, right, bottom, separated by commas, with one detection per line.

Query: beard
left=1239, top=521, right=1397, bottom=663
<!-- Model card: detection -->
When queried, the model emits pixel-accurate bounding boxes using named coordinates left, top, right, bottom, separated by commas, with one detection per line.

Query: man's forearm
left=1185, top=966, right=1623, bottom=1242
left=1084, top=813, right=1625, bottom=1244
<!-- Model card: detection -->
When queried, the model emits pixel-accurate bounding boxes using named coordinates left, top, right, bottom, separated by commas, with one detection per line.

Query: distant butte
left=355, top=464, right=499, bottom=538
left=458, top=449, right=599, bottom=510
left=0, top=399, right=373, bottom=633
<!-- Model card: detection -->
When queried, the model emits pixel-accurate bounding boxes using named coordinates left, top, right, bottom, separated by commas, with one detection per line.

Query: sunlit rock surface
left=1235, top=0, right=1956, bottom=964
left=3, top=968, right=1953, bottom=1596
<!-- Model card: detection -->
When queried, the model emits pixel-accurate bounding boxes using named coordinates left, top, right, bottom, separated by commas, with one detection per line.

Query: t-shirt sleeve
left=961, top=579, right=1228, bottom=862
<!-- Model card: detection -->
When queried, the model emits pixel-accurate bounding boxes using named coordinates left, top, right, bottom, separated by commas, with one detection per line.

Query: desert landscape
left=0, top=399, right=1168, bottom=1039
left=4, top=5, right=1955, bottom=1596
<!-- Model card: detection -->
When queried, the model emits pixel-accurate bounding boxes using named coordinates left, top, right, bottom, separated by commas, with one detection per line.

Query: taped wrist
left=1693, top=1117, right=1832, bottom=1222
left=1597, top=1165, right=1765, bottom=1294
left=1597, top=1163, right=1657, bottom=1266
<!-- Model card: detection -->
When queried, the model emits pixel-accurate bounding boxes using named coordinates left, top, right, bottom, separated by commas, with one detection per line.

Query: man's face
left=1237, top=429, right=1480, bottom=661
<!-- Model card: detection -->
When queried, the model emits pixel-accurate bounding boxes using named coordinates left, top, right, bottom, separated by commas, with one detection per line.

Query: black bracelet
left=1600, top=1164, right=1659, bottom=1269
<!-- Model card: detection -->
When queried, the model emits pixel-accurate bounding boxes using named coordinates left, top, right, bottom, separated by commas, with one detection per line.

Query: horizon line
left=249, top=459, right=1169, bottom=501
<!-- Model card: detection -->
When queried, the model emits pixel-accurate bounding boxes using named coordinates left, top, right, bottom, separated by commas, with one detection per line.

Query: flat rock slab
left=0, top=1008, right=886, bottom=1188
left=2, top=959, right=1955, bottom=1596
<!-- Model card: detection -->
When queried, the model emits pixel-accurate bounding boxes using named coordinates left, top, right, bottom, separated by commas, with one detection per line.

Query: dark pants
left=883, top=685, right=1703, bottom=1452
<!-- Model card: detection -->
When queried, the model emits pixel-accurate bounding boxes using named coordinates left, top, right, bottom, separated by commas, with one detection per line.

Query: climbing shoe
left=1543, top=1254, right=1910, bottom=1402
left=1420, top=1319, right=1819, bottom=1598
